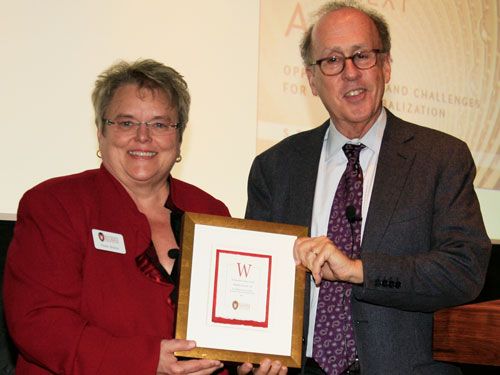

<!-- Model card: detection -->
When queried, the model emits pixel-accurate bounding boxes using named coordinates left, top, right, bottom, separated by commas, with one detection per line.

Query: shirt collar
left=324, top=107, right=387, bottom=161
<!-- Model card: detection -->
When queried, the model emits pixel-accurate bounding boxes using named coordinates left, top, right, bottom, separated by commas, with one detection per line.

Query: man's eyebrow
left=320, top=44, right=370, bottom=55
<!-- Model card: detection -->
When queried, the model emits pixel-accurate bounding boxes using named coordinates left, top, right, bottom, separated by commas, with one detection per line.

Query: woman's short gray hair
left=92, top=59, right=190, bottom=141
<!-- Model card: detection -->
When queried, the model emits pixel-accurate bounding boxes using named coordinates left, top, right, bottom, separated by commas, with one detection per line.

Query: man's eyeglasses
left=310, top=49, right=384, bottom=76
left=103, top=118, right=183, bottom=136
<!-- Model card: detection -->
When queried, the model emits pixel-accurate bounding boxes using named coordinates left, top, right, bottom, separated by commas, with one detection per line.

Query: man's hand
left=293, top=236, right=363, bottom=285
left=237, top=359, right=287, bottom=375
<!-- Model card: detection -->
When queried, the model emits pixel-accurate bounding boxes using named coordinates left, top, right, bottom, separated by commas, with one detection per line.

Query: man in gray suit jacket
left=245, top=1, right=491, bottom=374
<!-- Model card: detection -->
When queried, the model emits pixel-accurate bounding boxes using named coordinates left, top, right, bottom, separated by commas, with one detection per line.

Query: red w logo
left=237, top=263, right=252, bottom=278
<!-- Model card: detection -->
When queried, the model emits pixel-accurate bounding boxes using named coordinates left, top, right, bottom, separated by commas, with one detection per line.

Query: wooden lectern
left=433, top=299, right=500, bottom=366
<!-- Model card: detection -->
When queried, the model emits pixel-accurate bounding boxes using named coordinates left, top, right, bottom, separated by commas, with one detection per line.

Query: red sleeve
left=3, top=189, right=161, bottom=374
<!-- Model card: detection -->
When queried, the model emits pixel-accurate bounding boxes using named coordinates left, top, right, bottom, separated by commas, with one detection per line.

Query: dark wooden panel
left=433, top=299, right=500, bottom=366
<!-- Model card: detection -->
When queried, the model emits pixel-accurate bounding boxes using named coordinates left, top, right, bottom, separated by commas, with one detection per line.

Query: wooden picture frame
left=175, top=212, right=308, bottom=367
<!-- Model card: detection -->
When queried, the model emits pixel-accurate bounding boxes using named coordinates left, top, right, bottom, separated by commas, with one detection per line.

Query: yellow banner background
left=257, top=0, right=499, bottom=190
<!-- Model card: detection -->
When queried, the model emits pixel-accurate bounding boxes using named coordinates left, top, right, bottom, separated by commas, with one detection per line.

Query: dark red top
left=4, top=165, right=230, bottom=374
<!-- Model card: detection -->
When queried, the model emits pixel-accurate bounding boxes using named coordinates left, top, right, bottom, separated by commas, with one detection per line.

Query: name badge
left=92, top=229, right=126, bottom=254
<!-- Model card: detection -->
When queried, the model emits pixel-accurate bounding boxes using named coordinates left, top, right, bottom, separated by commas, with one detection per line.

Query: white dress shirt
left=306, top=108, right=387, bottom=356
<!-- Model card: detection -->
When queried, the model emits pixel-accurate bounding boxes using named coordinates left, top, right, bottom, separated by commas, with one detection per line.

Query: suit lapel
left=288, top=121, right=329, bottom=230
left=362, top=112, right=416, bottom=252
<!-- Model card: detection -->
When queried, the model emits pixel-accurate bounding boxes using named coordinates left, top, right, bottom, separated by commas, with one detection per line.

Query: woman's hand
left=156, top=339, right=223, bottom=375
left=237, top=359, right=287, bottom=375
left=293, top=236, right=363, bottom=285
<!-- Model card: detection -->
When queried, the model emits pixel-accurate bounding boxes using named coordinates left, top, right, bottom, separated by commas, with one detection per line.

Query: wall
left=0, top=0, right=259, bottom=219
left=1, top=0, right=498, bottom=241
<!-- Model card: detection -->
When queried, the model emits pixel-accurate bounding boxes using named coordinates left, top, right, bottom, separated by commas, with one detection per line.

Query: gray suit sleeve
left=355, top=139, right=491, bottom=312
left=245, top=156, right=273, bottom=222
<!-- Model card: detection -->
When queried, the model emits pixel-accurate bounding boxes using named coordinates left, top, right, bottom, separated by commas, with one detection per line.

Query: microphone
left=167, top=248, right=181, bottom=305
left=345, top=205, right=360, bottom=223
left=168, top=248, right=180, bottom=260
left=345, top=205, right=361, bottom=261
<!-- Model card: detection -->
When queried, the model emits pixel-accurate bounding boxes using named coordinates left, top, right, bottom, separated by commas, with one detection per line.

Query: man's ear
left=306, top=67, right=319, bottom=96
left=383, top=53, right=392, bottom=84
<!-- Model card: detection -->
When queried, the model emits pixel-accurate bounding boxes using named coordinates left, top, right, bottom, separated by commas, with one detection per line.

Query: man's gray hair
left=300, top=0, right=391, bottom=66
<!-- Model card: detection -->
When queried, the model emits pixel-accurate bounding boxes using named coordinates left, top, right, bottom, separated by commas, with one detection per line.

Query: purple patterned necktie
left=313, top=143, right=365, bottom=375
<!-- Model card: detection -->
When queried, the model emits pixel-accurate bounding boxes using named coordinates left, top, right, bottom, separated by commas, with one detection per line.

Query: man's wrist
left=348, top=259, right=364, bottom=284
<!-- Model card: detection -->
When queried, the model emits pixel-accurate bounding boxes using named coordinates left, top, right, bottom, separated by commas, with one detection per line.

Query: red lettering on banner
left=382, top=0, right=396, bottom=10
left=237, top=263, right=252, bottom=278
left=364, top=0, right=406, bottom=11
left=285, top=3, right=307, bottom=36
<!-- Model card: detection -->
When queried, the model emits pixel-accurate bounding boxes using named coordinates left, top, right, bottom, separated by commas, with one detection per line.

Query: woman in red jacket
left=3, top=59, right=285, bottom=375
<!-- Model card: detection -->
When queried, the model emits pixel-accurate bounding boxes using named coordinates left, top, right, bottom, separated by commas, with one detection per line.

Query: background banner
left=257, top=0, right=499, bottom=190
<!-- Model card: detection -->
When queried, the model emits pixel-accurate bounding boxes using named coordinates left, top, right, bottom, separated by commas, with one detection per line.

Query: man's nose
left=342, top=58, right=362, bottom=79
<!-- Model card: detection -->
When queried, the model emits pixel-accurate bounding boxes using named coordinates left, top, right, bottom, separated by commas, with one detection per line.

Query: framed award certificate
left=175, top=212, right=308, bottom=367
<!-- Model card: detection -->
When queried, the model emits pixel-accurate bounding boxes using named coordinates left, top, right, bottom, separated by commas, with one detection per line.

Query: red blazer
left=4, top=165, right=230, bottom=374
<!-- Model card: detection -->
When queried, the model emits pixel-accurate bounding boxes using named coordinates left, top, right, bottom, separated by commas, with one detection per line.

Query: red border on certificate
left=212, top=249, right=272, bottom=327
